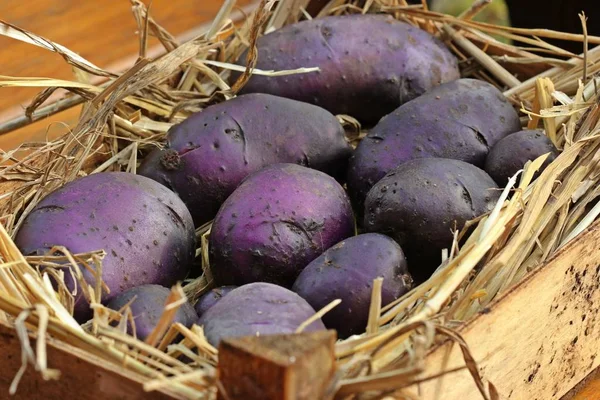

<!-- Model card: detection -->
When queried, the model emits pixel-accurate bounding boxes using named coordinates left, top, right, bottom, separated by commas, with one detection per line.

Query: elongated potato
left=364, top=158, right=499, bottom=282
left=347, top=78, right=521, bottom=212
left=209, top=163, right=355, bottom=288
left=139, top=93, right=352, bottom=227
left=235, top=14, right=460, bottom=124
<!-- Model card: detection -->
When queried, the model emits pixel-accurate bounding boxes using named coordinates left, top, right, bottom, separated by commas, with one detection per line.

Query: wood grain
left=0, top=321, right=183, bottom=400
left=406, top=220, right=600, bottom=400
left=0, top=0, right=255, bottom=150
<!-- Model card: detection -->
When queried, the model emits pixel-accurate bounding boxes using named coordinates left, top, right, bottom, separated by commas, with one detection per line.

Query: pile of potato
left=15, top=14, right=559, bottom=344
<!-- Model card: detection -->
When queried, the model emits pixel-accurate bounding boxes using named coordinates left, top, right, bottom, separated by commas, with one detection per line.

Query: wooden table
left=0, top=1, right=598, bottom=399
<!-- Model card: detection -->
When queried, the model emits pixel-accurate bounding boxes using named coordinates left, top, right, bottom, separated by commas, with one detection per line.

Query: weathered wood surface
left=406, top=220, right=600, bottom=400
left=217, top=330, right=337, bottom=400
left=0, top=321, right=182, bottom=400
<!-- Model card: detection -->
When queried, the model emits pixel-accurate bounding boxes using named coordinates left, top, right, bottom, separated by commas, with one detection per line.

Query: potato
left=347, top=78, right=521, bottom=213
left=364, top=158, right=499, bottom=282
left=14, top=172, right=196, bottom=322
left=209, top=163, right=355, bottom=288
left=292, top=233, right=412, bottom=338
left=234, top=14, right=460, bottom=124
left=197, top=282, right=326, bottom=346
left=106, top=284, right=197, bottom=341
left=138, top=93, right=352, bottom=227
left=485, top=129, right=559, bottom=186
left=194, top=285, right=237, bottom=317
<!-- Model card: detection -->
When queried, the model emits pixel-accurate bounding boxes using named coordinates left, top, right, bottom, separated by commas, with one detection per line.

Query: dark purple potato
left=138, top=93, right=352, bottom=227
left=484, top=129, right=560, bottom=186
left=292, top=233, right=412, bottom=338
left=197, top=282, right=326, bottom=347
left=364, top=158, right=500, bottom=283
left=106, top=284, right=197, bottom=341
left=195, top=285, right=237, bottom=317
left=234, top=14, right=460, bottom=124
left=209, top=163, right=355, bottom=288
left=347, top=78, right=521, bottom=214
left=14, top=172, right=196, bottom=322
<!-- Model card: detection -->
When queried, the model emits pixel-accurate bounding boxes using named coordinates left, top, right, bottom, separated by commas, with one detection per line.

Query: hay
left=1, top=0, right=600, bottom=399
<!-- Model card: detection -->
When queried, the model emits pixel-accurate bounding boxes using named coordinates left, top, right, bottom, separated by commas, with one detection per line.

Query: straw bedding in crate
left=0, top=0, right=600, bottom=399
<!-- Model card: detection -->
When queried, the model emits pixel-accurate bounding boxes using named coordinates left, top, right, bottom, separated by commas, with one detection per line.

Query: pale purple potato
left=292, top=233, right=412, bottom=338
left=364, top=158, right=499, bottom=283
left=14, top=172, right=196, bottom=322
left=106, top=284, right=197, bottom=341
left=138, top=93, right=352, bottom=227
left=209, top=163, right=355, bottom=288
left=485, top=129, right=560, bottom=186
left=197, top=282, right=326, bottom=347
left=194, top=285, right=237, bottom=317
left=235, top=14, right=460, bottom=124
left=347, top=78, right=521, bottom=214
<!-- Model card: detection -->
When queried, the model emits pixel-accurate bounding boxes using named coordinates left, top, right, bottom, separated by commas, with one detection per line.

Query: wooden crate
left=1, top=1, right=599, bottom=400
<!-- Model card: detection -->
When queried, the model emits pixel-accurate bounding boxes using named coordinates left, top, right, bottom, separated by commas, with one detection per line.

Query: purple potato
left=209, top=163, right=355, bottom=287
left=292, top=233, right=412, bottom=338
left=234, top=14, right=460, bottom=124
left=14, top=172, right=196, bottom=322
left=106, top=284, right=197, bottom=341
left=197, top=282, right=326, bottom=347
left=347, top=78, right=521, bottom=214
left=138, top=93, right=352, bottom=227
left=364, top=158, right=499, bottom=283
left=485, top=129, right=560, bottom=186
left=195, top=285, right=237, bottom=317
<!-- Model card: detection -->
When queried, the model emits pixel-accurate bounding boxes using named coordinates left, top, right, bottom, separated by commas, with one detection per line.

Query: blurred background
left=0, top=0, right=598, bottom=150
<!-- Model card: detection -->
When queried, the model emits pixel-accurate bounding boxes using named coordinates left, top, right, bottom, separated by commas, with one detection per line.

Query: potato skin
left=14, top=172, right=196, bottom=322
left=138, top=93, right=352, bottom=227
left=364, top=158, right=499, bottom=283
left=484, top=129, right=559, bottom=186
left=235, top=14, right=460, bottom=124
left=347, top=78, right=521, bottom=213
left=197, top=282, right=326, bottom=346
left=209, top=163, right=355, bottom=288
left=292, top=233, right=412, bottom=338
left=194, top=285, right=237, bottom=317
left=106, top=284, right=197, bottom=341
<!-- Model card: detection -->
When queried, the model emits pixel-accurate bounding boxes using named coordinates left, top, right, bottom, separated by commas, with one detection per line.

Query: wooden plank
left=0, top=321, right=182, bottom=400
left=561, top=364, right=600, bottom=400
left=407, top=220, right=600, bottom=400
left=217, top=331, right=337, bottom=400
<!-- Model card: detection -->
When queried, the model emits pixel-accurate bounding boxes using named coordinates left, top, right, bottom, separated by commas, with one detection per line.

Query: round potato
left=14, top=172, right=196, bottom=322
left=292, top=233, right=412, bottom=338
left=210, top=163, right=355, bottom=288
left=484, top=129, right=559, bottom=186
left=195, top=286, right=237, bottom=317
left=347, top=78, right=521, bottom=214
left=364, top=158, right=499, bottom=282
left=197, top=282, right=326, bottom=347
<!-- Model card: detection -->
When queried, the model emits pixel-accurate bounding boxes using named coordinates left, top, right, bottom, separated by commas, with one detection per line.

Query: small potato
left=210, top=163, right=355, bottom=288
left=14, top=172, right=196, bottom=322
left=484, top=129, right=559, bottom=186
left=364, top=158, right=499, bottom=282
left=106, top=284, right=197, bottom=341
left=197, top=282, right=326, bottom=347
left=138, top=93, right=352, bottom=227
left=235, top=14, right=460, bottom=124
left=292, top=233, right=412, bottom=338
left=347, top=78, right=521, bottom=213
left=195, top=286, right=237, bottom=317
